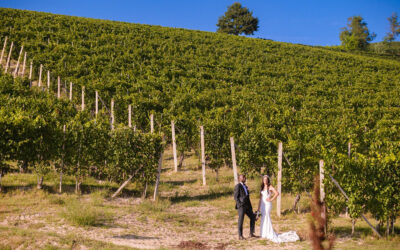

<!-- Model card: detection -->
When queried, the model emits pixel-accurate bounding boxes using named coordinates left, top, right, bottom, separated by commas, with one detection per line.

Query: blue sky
left=1, top=0, right=399, bottom=46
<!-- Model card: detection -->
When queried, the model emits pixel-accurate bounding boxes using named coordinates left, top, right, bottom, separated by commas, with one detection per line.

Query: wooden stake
left=150, top=113, right=154, bottom=133
left=171, top=120, right=178, bottom=172
left=29, top=61, right=33, bottom=80
left=21, top=52, right=27, bottom=77
left=128, top=104, right=132, bottom=128
left=319, top=160, right=325, bottom=202
left=81, top=86, right=85, bottom=111
left=95, top=91, right=98, bottom=118
left=153, top=138, right=164, bottom=201
left=0, top=36, right=7, bottom=67
left=277, top=142, right=283, bottom=217
left=230, top=137, right=238, bottom=185
left=69, top=82, right=73, bottom=101
left=346, top=142, right=351, bottom=218
left=38, top=64, right=43, bottom=87
left=111, top=98, right=114, bottom=130
left=57, top=76, right=61, bottom=98
left=47, top=70, right=50, bottom=90
left=5, top=41, right=13, bottom=73
left=200, top=126, right=206, bottom=186
left=13, top=45, right=23, bottom=77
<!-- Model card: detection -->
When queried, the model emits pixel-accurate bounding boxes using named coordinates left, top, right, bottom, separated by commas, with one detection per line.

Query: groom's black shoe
left=249, top=233, right=257, bottom=238
left=238, top=236, right=245, bottom=240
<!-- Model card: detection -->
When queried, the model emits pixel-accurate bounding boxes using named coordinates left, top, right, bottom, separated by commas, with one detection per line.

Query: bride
left=256, top=175, right=300, bottom=243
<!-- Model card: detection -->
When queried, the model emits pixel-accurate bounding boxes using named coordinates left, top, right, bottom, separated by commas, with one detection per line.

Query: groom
left=234, top=174, right=256, bottom=240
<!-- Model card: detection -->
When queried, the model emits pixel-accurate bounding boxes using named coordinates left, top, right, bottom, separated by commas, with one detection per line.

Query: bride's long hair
left=260, top=175, right=270, bottom=193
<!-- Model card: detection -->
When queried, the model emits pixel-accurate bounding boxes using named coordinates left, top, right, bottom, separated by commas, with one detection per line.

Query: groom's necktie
left=242, top=183, right=248, bottom=196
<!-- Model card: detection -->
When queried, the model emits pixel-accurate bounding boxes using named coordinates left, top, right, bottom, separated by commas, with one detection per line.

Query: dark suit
left=234, top=182, right=255, bottom=237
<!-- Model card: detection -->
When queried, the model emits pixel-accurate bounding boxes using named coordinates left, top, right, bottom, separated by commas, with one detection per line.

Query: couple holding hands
left=234, top=174, right=299, bottom=243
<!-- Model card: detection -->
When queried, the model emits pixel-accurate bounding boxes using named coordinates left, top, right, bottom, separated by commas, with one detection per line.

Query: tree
left=340, top=16, right=376, bottom=50
left=217, top=2, right=259, bottom=36
left=384, top=12, right=400, bottom=42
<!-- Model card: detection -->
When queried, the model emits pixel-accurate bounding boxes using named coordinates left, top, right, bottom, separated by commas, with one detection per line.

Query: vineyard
left=0, top=7, right=400, bottom=249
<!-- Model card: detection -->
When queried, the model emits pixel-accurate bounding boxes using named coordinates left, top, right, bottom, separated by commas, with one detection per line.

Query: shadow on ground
left=112, top=234, right=159, bottom=240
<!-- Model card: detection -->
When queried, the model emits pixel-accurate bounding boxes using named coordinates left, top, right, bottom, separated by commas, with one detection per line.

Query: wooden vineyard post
left=5, top=41, right=13, bottom=73
left=57, top=76, right=61, bottom=98
left=153, top=137, right=165, bottom=201
left=59, top=124, right=66, bottom=193
left=13, top=45, right=23, bottom=77
left=21, top=52, right=27, bottom=77
left=95, top=91, right=99, bottom=118
left=230, top=137, right=238, bottom=185
left=29, top=61, right=33, bottom=81
left=277, top=142, right=283, bottom=218
left=0, top=36, right=7, bottom=67
left=320, top=159, right=327, bottom=234
left=47, top=70, right=50, bottom=90
left=69, top=82, right=73, bottom=101
left=150, top=113, right=154, bottom=133
left=171, top=120, right=178, bottom=172
left=346, top=142, right=351, bottom=218
left=128, top=104, right=132, bottom=128
left=81, top=86, right=85, bottom=111
left=200, top=125, right=206, bottom=186
left=38, top=64, right=43, bottom=87
left=111, top=99, right=114, bottom=130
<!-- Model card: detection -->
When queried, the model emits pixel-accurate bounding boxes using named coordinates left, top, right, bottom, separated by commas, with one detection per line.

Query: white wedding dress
left=259, top=190, right=300, bottom=243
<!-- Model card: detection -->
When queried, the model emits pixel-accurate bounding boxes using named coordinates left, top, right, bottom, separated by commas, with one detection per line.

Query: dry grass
left=0, top=146, right=399, bottom=249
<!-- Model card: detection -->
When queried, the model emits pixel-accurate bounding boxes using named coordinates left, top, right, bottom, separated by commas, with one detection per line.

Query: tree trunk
left=292, top=194, right=301, bottom=213
left=142, top=182, right=148, bottom=199
left=351, top=219, right=356, bottom=235
left=19, top=160, right=28, bottom=173
left=215, top=169, right=219, bottom=182
left=75, top=177, right=82, bottom=194
left=386, top=218, right=390, bottom=237
left=59, top=171, right=63, bottom=193
left=37, top=176, right=43, bottom=189
left=177, top=152, right=184, bottom=169
left=391, top=217, right=395, bottom=235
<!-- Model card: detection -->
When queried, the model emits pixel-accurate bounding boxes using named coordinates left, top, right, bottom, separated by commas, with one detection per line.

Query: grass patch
left=61, top=198, right=113, bottom=227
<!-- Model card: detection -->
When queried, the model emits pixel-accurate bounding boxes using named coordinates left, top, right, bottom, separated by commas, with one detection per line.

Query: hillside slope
left=1, top=8, right=400, bottom=202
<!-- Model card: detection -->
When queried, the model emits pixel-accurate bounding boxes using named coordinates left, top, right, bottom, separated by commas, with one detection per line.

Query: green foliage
left=0, top=8, right=399, bottom=223
left=216, top=2, right=259, bottom=36
left=340, top=16, right=376, bottom=50
left=384, top=12, right=400, bottom=42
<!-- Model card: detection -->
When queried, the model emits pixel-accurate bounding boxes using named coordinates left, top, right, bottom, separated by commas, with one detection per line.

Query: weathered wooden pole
left=4, top=41, right=13, bottom=73
left=319, top=159, right=327, bottom=234
left=29, top=61, right=33, bottom=81
left=277, top=142, right=283, bottom=217
left=319, top=160, right=325, bottom=202
left=38, top=64, right=43, bottom=87
left=13, top=45, right=23, bottom=77
left=111, top=98, right=114, bottom=130
left=95, top=91, right=98, bottom=118
left=81, top=86, right=85, bottom=111
left=150, top=113, right=154, bottom=133
left=200, top=125, right=206, bottom=186
left=69, top=82, right=73, bottom=101
left=47, top=70, right=50, bottom=90
left=21, top=52, right=27, bottom=77
left=346, top=142, right=351, bottom=218
left=0, top=36, right=7, bottom=67
left=57, top=76, right=61, bottom=98
left=128, top=104, right=132, bottom=128
left=230, top=137, right=238, bottom=185
left=59, top=124, right=66, bottom=193
left=153, top=137, right=164, bottom=201
left=171, top=120, right=178, bottom=172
